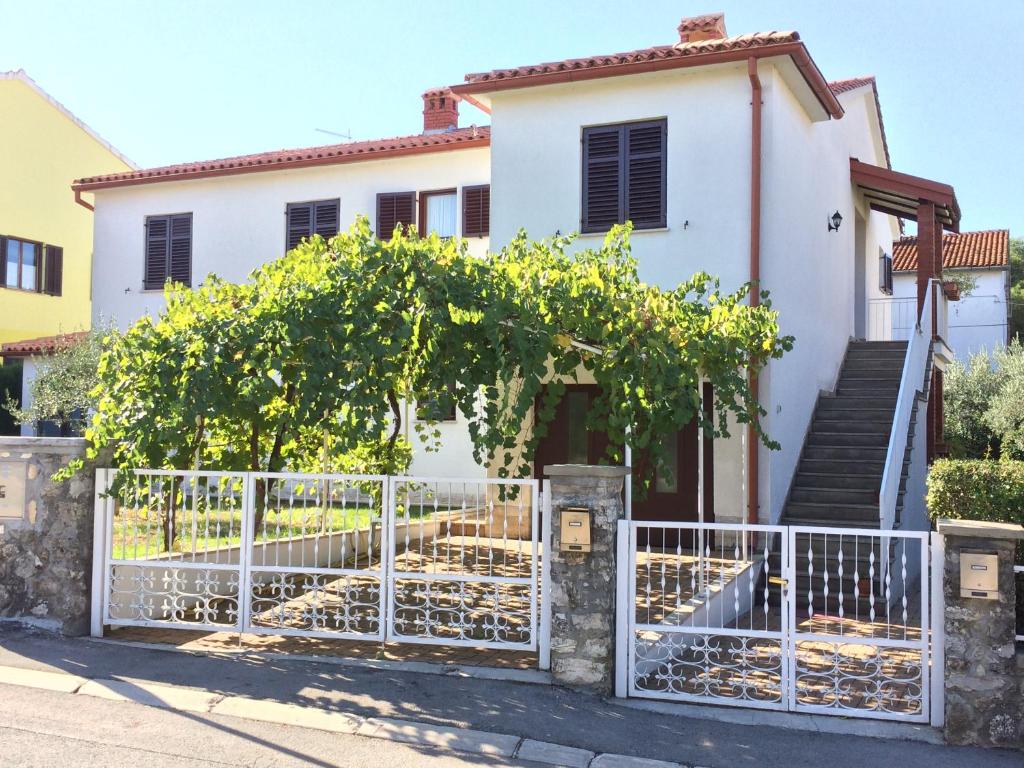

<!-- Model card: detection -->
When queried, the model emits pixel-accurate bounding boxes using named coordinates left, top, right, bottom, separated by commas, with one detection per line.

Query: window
left=879, top=249, right=893, bottom=295
left=416, top=384, right=458, bottom=422
left=376, top=192, right=416, bottom=239
left=462, top=185, right=490, bottom=237
left=144, top=213, right=192, bottom=290
left=286, top=199, right=340, bottom=251
left=581, top=119, right=666, bottom=233
left=419, top=189, right=457, bottom=238
left=0, top=236, right=61, bottom=294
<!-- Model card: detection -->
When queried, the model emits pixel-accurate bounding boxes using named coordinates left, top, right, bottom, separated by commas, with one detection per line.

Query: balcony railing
left=867, top=297, right=917, bottom=342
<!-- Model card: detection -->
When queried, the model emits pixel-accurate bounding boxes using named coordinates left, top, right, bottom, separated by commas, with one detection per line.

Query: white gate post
left=539, top=483, right=552, bottom=670
left=929, top=530, right=945, bottom=729
left=90, top=468, right=109, bottom=638
left=237, top=473, right=255, bottom=634
left=614, top=518, right=629, bottom=698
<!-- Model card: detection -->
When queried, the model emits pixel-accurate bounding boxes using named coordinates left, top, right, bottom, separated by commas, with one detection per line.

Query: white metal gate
left=94, top=469, right=544, bottom=656
left=617, top=519, right=933, bottom=723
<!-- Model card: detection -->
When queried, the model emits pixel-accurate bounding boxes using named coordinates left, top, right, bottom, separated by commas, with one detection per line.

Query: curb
left=0, top=664, right=688, bottom=768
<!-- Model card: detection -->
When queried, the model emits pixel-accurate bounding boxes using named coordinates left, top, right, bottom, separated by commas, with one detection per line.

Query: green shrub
left=927, top=459, right=1024, bottom=560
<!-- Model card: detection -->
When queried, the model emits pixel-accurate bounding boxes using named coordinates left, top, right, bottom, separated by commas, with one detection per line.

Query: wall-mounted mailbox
left=560, top=507, right=592, bottom=553
left=960, top=550, right=998, bottom=599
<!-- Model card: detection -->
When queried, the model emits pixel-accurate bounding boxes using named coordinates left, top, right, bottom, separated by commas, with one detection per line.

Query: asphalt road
left=0, top=683, right=543, bottom=768
left=0, top=625, right=1020, bottom=768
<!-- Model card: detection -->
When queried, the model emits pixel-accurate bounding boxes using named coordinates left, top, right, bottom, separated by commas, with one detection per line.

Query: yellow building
left=0, top=70, right=133, bottom=347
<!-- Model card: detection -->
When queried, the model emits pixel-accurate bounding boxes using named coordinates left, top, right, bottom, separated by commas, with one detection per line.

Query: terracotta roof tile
left=73, top=126, right=490, bottom=191
left=828, top=76, right=890, bottom=169
left=461, top=31, right=801, bottom=86
left=1, top=331, right=88, bottom=358
left=892, top=229, right=1010, bottom=272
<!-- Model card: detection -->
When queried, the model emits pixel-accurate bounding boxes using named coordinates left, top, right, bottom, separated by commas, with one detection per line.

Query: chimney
left=422, top=88, right=459, bottom=134
left=677, top=12, right=727, bottom=44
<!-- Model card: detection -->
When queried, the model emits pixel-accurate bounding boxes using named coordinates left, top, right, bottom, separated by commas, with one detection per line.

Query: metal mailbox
left=560, top=507, right=592, bottom=553
left=960, top=550, right=999, bottom=599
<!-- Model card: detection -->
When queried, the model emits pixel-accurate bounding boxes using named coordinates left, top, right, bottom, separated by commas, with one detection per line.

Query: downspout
left=73, top=188, right=94, bottom=212
left=747, top=57, right=762, bottom=526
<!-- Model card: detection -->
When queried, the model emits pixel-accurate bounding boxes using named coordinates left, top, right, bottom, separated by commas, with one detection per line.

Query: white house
left=888, top=229, right=1010, bottom=358
left=74, top=13, right=966, bottom=531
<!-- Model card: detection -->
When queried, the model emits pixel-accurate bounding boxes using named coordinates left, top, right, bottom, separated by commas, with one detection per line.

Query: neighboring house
left=0, top=331, right=87, bottom=436
left=886, top=229, right=1010, bottom=358
left=0, top=70, right=134, bottom=350
left=73, top=14, right=961, bottom=532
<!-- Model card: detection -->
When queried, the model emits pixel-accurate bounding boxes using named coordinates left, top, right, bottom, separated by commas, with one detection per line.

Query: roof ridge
left=74, top=125, right=491, bottom=189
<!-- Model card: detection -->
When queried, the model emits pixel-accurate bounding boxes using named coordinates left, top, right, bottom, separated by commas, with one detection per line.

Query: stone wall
left=544, top=464, right=628, bottom=694
left=0, top=437, right=94, bottom=635
left=938, top=519, right=1024, bottom=749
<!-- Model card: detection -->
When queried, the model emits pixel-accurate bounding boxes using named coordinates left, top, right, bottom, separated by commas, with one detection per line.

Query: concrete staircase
left=780, top=340, right=910, bottom=530
left=778, top=340, right=914, bottom=615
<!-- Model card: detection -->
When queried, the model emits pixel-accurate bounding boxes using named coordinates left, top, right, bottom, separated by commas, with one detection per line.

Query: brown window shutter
left=286, top=203, right=313, bottom=251
left=462, top=185, right=490, bottom=237
left=0, top=236, right=7, bottom=286
left=581, top=125, right=624, bottom=233
left=625, top=121, right=666, bottom=229
left=376, top=192, right=416, bottom=239
left=312, top=199, right=340, bottom=240
left=44, top=245, right=63, bottom=296
left=168, top=214, right=192, bottom=286
left=144, top=216, right=170, bottom=289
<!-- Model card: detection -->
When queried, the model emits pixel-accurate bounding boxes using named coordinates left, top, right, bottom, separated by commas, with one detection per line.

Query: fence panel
left=386, top=477, right=540, bottom=650
left=243, top=473, right=389, bottom=640
left=625, top=521, right=790, bottom=710
left=102, top=469, right=250, bottom=632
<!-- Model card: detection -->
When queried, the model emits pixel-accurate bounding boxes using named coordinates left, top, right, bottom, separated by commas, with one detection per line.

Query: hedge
left=927, top=459, right=1024, bottom=560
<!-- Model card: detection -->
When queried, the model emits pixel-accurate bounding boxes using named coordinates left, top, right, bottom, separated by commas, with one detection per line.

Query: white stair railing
left=879, top=280, right=935, bottom=530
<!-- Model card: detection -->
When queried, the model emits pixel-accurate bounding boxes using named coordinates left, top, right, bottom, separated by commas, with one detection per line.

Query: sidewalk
left=0, top=624, right=1019, bottom=768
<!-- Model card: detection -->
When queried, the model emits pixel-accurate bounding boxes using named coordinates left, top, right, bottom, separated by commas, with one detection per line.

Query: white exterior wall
left=91, top=148, right=491, bottom=330
left=90, top=148, right=491, bottom=479
left=489, top=64, right=754, bottom=517
left=893, top=269, right=1009, bottom=359
left=758, top=76, right=898, bottom=523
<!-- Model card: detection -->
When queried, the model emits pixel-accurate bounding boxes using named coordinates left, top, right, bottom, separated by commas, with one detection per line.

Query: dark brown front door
left=533, top=383, right=713, bottom=529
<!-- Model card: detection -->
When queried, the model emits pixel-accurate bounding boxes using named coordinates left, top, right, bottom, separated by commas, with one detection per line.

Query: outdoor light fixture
left=828, top=210, right=843, bottom=232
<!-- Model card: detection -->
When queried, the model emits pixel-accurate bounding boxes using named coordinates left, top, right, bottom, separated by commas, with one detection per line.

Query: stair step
left=807, top=432, right=889, bottom=447
left=790, top=486, right=878, bottom=504
left=782, top=501, right=880, bottom=523
left=813, top=419, right=894, bottom=434
left=842, top=368, right=904, bottom=380
left=793, top=472, right=881, bottom=491
left=818, top=396, right=897, bottom=410
left=848, top=341, right=908, bottom=351
left=842, top=357, right=908, bottom=370
left=802, top=445, right=889, bottom=461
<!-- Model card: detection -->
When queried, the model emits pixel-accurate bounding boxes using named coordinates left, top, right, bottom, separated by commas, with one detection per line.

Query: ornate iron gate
left=618, top=520, right=933, bottom=723
left=95, top=469, right=543, bottom=655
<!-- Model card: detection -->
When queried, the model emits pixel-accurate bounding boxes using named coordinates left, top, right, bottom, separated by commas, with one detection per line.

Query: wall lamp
left=828, top=210, right=843, bottom=232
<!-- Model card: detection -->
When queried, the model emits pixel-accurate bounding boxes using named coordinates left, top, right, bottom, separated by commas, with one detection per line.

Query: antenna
left=315, top=128, right=352, bottom=140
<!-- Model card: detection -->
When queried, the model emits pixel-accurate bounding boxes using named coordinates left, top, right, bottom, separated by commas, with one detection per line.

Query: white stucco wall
left=91, top=147, right=491, bottom=330
left=90, top=147, right=490, bottom=478
left=893, top=269, right=1009, bottom=359
left=758, top=76, right=898, bottom=523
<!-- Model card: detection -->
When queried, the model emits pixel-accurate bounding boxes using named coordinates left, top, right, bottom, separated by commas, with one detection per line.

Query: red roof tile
left=452, top=30, right=843, bottom=119
left=1, top=331, right=88, bottom=358
left=892, top=229, right=1010, bottom=272
left=828, top=76, right=891, bottom=170
left=73, top=126, right=490, bottom=191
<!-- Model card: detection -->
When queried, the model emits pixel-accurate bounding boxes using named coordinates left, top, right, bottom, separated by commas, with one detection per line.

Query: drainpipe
left=73, top=188, right=94, bottom=212
left=747, top=57, right=762, bottom=527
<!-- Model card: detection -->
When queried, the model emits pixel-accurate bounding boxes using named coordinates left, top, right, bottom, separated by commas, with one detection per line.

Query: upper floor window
left=419, top=189, right=457, bottom=238
left=581, top=119, right=666, bottom=233
left=286, top=199, right=340, bottom=251
left=462, top=185, right=490, bottom=237
left=376, top=192, right=416, bottom=239
left=879, top=249, right=893, bottom=295
left=144, top=213, right=192, bottom=290
left=1, top=236, right=62, bottom=295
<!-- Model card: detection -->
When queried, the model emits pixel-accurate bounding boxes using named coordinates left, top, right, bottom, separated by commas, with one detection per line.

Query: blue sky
left=3, top=0, right=1020, bottom=236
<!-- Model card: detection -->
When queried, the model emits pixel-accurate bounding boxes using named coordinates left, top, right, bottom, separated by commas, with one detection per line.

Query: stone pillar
left=937, top=518, right=1024, bottom=748
left=544, top=464, right=629, bottom=694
